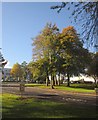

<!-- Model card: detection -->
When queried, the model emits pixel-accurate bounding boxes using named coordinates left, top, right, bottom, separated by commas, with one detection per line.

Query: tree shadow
left=2, top=95, right=96, bottom=119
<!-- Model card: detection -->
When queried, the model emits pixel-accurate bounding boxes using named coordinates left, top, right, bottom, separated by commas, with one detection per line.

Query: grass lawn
left=25, top=83, right=95, bottom=94
left=3, top=81, right=97, bottom=94
left=1, top=93, right=96, bottom=118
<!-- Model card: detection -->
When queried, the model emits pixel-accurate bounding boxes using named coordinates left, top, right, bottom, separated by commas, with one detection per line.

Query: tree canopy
left=51, top=2, right=98, bottom=49
left=58, top=26, right=91, bottom=86
left=87, top=52, right=98, bottom=86
left=10, top=63, right=23, bottom=81
left=32, top=23, right=91, bottom=87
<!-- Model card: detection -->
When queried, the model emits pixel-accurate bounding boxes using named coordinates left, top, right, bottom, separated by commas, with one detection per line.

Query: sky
left=1, top=2, right=93, bottom=68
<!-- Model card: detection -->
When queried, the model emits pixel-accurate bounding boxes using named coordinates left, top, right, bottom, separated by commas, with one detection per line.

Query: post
left=95, top=88, right=98, bottom=95
left=95, top=87, right=98, bottom=107
left=20, top=80, right=25, bottom=98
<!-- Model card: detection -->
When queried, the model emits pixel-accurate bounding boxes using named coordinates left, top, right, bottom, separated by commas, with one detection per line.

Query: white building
left=3, top=68, right=11, bottom=80
left=70, top=74, right=95, bottom=83
left=49, top=73, right=95, bottom=84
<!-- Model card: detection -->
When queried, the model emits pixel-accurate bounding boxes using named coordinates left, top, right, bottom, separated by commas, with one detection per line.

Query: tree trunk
left=94, top=77, right=97, bottom=87
left=53, top=75, right=55, bottom=86
left=50, top=80, right=54, bottom=89
left=67, top=73, right=70, bottom=87
left=50, top=74, right=54, bottom=89
left=46, top=70, right=49, bottom=86
left=58, top=73, right=60, bottom=86
left=46, top=76, right=49, bottom=86
left=46, top=78, right=48, bottom=86
left=54, top=76, right=57, bottom=86
left=17, top=77, right=19, bottom=83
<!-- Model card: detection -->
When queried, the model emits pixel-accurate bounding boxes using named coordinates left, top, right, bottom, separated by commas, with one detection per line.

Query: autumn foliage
left=10, top=63, right=23, bottom=81
left=31, top=23, right=91, bottom=87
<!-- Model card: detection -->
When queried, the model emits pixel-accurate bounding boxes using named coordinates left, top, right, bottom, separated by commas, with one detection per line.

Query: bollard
left=20, top=82, right=25, bottom=99
left=95, top=88, right=98, bottom=95
left=20, top=82, right=25, bottom=92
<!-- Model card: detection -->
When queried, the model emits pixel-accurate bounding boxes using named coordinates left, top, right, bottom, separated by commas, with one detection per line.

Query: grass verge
left=1, top=93, right=96, bottom=118
left=25, top=83, right=95, bottom=94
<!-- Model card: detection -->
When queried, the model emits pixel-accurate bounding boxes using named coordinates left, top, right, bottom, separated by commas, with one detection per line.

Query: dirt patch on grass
left=2, top=86, right=97, bottom=106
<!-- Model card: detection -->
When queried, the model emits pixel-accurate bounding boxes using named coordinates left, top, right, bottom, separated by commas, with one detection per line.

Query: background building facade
left=3, top=68, right=11, bottom=80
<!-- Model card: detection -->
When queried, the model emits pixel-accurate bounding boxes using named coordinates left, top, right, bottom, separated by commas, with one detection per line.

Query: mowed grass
left=3, top=81, right=96, bottom=93
left=25, top=83, right=95, bottom=94
left=1, top=93, right=96, bottom=118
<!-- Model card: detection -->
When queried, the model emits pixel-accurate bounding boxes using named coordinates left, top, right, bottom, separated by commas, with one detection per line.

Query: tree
left=87, top=52, right=98, bottom=87
left=32, top=23, right=59, bottom=88
left=51, top=2, right=98, bottom=48
left=10, top=63, right=23, bottom=82
left=21, top=61, right=28, bottom=80
left=58, top=26, right=91, bottom=86
left=32, top=24, right=91, bottom=87
left=28, top=60, right=46, bottom=83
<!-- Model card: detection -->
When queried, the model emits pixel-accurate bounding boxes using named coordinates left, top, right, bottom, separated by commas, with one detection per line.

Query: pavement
left=1, top=83, right=97, bottom=107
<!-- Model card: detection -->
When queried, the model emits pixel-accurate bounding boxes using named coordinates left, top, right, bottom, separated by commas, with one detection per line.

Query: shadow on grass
left=38, top=94, right=58, bottom=97
left=2, top=94, right=96, bottom=118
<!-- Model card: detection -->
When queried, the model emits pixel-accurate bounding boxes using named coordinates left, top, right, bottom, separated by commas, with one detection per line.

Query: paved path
left=2, top=85, right=97, bottom=107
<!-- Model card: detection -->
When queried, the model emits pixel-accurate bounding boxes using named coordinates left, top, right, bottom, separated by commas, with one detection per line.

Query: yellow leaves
left=62, top=26, right=74, bottom=34
left=59, top=26, right=79, bottom=51
left=62, top=26, right=78, bottom=42
left=60, top=39, right=64, bottom=44
left=10, top=63, right=23, bottom=78
left=70, top=39, right=75, bottom=42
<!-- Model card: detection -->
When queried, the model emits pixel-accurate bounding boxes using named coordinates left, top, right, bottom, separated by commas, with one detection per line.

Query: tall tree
left=87, top=52, right=98, bottom=87
left=32, top=23, right=59, bottom=88
left=28, top=61, right=39, bottom=82
left=28, top=60, right=46, bottom=83
left=59, top=26, right=91, bottom=86
left=51, top=2, right=98, bottom=49
left=10, top=63, right=23, bottom=81
left=32, top=24, right=91, bottom=87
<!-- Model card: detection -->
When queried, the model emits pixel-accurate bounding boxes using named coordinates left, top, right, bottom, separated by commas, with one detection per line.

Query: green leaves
left=87, top=52, right=98, bottom=77
left=32, top=23, right=91, bottom=87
